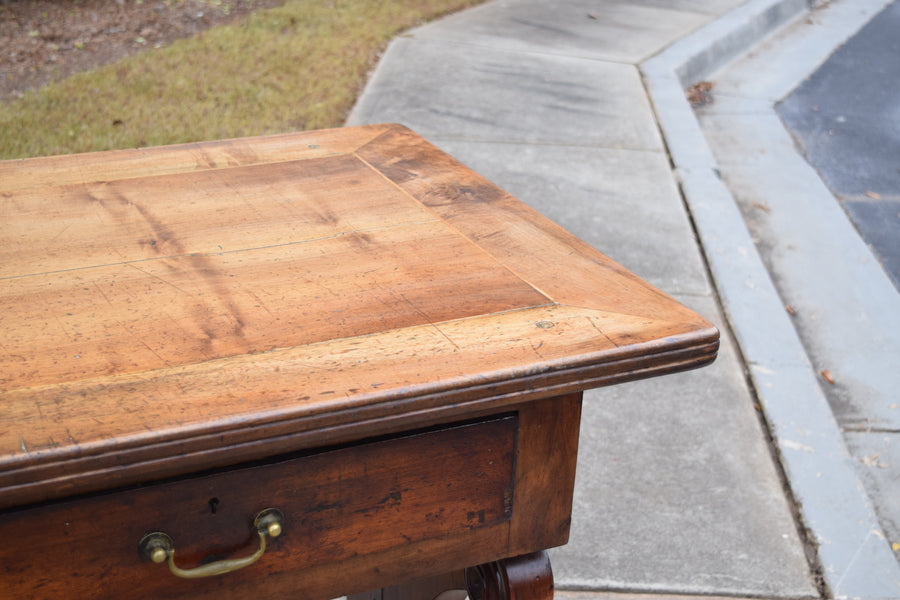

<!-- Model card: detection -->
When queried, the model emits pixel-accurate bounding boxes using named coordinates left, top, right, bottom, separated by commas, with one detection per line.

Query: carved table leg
left=465, top=551, right=554, bottom=600
left=350, top=551, right=553, bottom=600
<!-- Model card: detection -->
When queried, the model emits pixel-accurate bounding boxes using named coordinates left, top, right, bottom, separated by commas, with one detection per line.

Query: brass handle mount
left=139, top=508, right=284, bottom=579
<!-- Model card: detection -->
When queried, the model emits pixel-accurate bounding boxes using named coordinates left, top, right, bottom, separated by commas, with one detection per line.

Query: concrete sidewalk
left=346, top=0, right=900, bottom=598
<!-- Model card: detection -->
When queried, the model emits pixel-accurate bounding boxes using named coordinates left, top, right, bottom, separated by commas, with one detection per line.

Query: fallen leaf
left=753, top=201, right=772, bottom=213
left=893, top=542, right=900, bottom=552
left=819, top=369, right=835, bottom=384
left=785, top=304, right=796, bottom=315
left=686, top=81, right=714, bottom=107
left=865, top=191, right=882, bottom=200
left=860, top=454, right=889, bottom=469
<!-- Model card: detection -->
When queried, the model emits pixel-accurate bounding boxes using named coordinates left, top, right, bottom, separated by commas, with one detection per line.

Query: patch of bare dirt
left=0, top=0, right=284, bottom=100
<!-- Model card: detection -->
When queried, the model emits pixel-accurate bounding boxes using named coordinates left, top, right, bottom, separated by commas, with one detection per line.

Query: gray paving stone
left=429, top=140, right=711, bottom=296
left=674, top=1, right=900, bottom=591
left=346, top=38, right=662, bottom=150
left=550, top=294, right=816, bottom=598
left=702, top=0, right=894, bottom=104
left=409, top=0, right=712, bottom=63
left=630, top=0, right=749, bottom=14
left=673, top=156, right=900, bottom=597
left=697, top=111, right=900, bottom=430
left=843, top=431, right=900, bottom=554
left=644, top=0, right=808, bottom=87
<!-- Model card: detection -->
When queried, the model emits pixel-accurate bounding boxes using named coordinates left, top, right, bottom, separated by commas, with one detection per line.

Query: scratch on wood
left=245, top=289, right=274, bottom=316
left=585, top=316, right=619, bottom=348
left=433, top=324, right=461, bottom=351
left=93, top=282, right=114, bottom=306
left=392, top=290, right=461, bottom=351
left=49, top=223, right=72, bottom=242
left=139, top=339, right=165, bottom=363
left=126, top=262, right=192, bottom=296
left=0, top=223, right=440, bottom=283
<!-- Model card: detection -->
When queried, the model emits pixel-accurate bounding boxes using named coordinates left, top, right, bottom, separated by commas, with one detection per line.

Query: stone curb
left=641, top=0, right=900, bottom=598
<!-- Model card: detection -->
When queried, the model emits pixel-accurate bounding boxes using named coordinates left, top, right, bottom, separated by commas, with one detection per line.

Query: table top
left=0, top=124, right=717, bottom=509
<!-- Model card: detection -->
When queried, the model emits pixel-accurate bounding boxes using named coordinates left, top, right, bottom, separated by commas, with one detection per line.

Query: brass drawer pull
left=139, top=508, right=284, bottom=579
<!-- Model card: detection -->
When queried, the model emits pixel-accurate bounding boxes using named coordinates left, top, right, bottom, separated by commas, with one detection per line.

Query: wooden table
left=0, top=124, right=718, bottom=600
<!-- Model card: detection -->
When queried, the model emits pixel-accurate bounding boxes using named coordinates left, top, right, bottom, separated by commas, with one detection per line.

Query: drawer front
left=0, top=416, right=516, bottom=599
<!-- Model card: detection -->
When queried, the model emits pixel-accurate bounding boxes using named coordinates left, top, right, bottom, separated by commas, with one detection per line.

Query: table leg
left=351, top=551, right=553, bottom=600
left=465, top=551, right=553, bottom=600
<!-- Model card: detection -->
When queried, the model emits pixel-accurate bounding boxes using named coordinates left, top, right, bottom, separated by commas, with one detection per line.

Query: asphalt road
left=777, top=0, right=900, bottom=291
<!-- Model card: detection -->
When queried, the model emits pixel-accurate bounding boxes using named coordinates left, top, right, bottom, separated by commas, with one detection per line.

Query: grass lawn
left=0, top=0, right=481, bottom=160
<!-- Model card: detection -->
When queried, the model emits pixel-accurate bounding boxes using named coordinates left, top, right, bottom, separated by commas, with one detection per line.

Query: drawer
left=0, top=416, right=516, bottom=600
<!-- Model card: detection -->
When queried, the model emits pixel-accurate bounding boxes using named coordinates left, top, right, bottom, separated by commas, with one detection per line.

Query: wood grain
left=1, top=219, right=543, bottom=389
left=0, top=416, right=516, bottom=599
left=466, top=552, right=554, bottom=600
left=355, top=126, right=702, bottom=321
left=0, top=124, right=718, bottom=509
left=0, top=126, right=389, bottom=194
